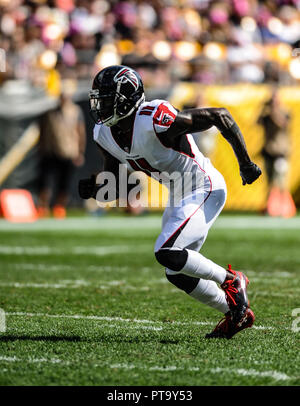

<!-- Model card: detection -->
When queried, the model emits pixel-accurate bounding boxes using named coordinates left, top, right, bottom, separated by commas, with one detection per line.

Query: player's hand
left=78, top=174, right=97, bottom=199
left=240, top=162, right=262, bottom=185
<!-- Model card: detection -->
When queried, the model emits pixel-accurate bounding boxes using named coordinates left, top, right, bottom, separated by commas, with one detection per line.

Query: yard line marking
left=5, top=311, right=274, bottom=330
left=5, top=264, right=154, bottom=274
left=211, top=367, right=293, bottom=381
left=149, top=366, right=178, bottom=371
left=1, top=215, right=300, bottom=231
left=0, top=282, right=68, bottom=289
left=6, top=311, right=213, bottom=326
left=0, top=281, right=91, bottom=289
left=214, top=216, right=300, bottom=230
left=5, top=264, right=299, bottom=280
left=0, top=246, right=53, bottom=255
left=10, top=263, right=74, bottom=272
left=172, top=286, right=298, bottom=299
left=249, top=290, right=299, bottom=298
left=245, top=270, right=294, bottom=278
left=6, top=263, right=133, bottom=273
left=1, top=279, right=287, bottom=323
left=110, top=363, right=136, bottom=370
left=0, top=245, right=150, bottom=256
left=0, top=356, right=70, bottom=365
left=0, top=280, right=151, bottom=291
left=83, top=322, right=163, bottom=332
left=0, top=217, right=162, bottom=231
left=72, top=246, right=148, bottom=255
left=0, top=356, right=293, bottom=381
left=5, top=311, right=210, bottom=325
left=249, top=278, right=295, bottom=284
left=0, top=277, right=175, bottom=290
left=3, top=276, right=298, bottom=295
left=106, top=365, right=295, bottom=381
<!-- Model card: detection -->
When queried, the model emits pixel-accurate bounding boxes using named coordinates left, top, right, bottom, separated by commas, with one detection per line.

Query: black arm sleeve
left=93, top=142, right=137, bottom=199
left=165, top=107, right=251, bottom=167
left=219, top=122, right=251, bottom=167
left=95, top=142, right=122, bottom=176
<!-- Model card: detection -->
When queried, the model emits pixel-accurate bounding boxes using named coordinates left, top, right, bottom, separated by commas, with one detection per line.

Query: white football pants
left=154, top=167, right=229, bottom=314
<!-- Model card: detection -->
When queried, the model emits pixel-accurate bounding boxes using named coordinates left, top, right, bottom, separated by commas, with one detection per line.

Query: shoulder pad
left=152, top=101, right=177, bottom=133
left=93, top=124, right=103, bottom=145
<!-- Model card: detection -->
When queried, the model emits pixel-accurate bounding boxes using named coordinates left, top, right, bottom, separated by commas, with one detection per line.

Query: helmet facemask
left=89, top=89, right=118, bottom=126
left=89, top=67, right=145, bottom=127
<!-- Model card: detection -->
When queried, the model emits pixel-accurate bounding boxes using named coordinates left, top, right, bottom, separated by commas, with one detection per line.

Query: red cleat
left=221, top=264, right=250, bottom=324
left=205, top=308, right=255, bottom=339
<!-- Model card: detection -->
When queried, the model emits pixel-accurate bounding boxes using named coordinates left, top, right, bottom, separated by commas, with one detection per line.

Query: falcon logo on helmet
left=114, top=68, right=139, bottom=91
left=89, top=65, right=145, bottom=127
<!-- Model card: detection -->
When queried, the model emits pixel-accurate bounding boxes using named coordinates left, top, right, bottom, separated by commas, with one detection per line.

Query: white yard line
left=250, top=277, right=294, bottom=283
left=214, top=216, right=300, bottom=230
left=5, top=311, right=275, bottom=330
left=169, top=288, right=298, bottom=299
left=7, top=263, right=136, bottom=273
left=6, top=263, right=153, bottom=274
left=3, top=280, right=297, bottom=299
left=211, top=367, right=293, bottom=382
left=6, top=311, right=213, bottom=326
left=0, top=356, right=70, bottom=366
left=0, top=356, right=294, bottom=382
left=82, top=322, right=163, bottom=332
left=10, top=263, right=74, bottom=272
left=0, top=280, right=152, bottom=291
left=9, top=263, right=298, bottom=279
left=0, top=217, right=162, bottom=231
left=245, top=271, right=294, bottom=278
left=0, top=245, right=150, bottom=256
left=250, top=290, right=299, bottom=298
left=1, top=215, right=300, bottom=232
left=5, top=263, right=299, bottom=280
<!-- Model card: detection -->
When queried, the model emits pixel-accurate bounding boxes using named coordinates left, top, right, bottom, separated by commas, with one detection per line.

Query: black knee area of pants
left=155, top=248, right=188, bottom=272
left=166, top=273, right=199, bottom=294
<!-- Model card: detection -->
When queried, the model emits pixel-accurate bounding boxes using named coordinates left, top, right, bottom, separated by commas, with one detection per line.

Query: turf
left=0, top=215, right=299, bottom=386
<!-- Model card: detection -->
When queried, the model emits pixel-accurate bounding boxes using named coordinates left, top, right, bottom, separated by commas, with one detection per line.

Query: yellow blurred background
left=144, top=83, right=300, bottom=212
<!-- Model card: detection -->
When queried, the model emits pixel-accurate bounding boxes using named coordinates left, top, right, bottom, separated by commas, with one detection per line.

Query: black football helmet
left=89, top=65, right=145, bottom=127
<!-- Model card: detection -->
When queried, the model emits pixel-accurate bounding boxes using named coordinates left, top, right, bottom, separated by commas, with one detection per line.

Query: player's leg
left=155, top=173, right=228, bottom=286
left=156, top=197, right=252, bottom=322
left=156, top=187, right=229, bottom=314
left=155, top=171, right=253, bottom=336
left=165, top=234, right=229, bottom=314
left=155, top=172, right=229, bottom=313
left=166, top=272, right=230, bottom=314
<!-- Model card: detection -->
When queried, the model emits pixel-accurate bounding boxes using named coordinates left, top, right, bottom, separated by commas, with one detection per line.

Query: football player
left=79, top=65, right=262, bottom=339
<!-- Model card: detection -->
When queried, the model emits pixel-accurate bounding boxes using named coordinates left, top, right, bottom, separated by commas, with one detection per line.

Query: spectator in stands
left=37, top=79, right=86, bottom=218
left=1, top=0, right=300, bottom=217
left=258, top=87, right=296, bottom=217
left=1, top=0, right=300, bottom=90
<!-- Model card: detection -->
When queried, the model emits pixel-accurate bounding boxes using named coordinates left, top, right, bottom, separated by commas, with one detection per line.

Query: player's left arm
left=78, top=143, right=121, bottom=200
left=166, top=107, right=262, bottom=185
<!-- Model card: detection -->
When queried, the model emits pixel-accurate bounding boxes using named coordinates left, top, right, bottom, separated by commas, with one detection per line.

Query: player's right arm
left=78, top=144, right=121, bottom=199
left=166, top=107, right=262, bottom=185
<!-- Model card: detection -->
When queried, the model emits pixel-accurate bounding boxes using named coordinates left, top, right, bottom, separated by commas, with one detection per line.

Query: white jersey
left=93, top=99, right=218, bottom=198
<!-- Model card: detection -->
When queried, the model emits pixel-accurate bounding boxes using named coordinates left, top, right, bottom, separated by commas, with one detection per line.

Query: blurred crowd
left=1, top=0, right=300, bottom=93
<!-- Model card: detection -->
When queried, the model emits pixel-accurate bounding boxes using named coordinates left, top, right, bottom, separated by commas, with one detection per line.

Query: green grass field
left=0, top=214, right=299, bottom=386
